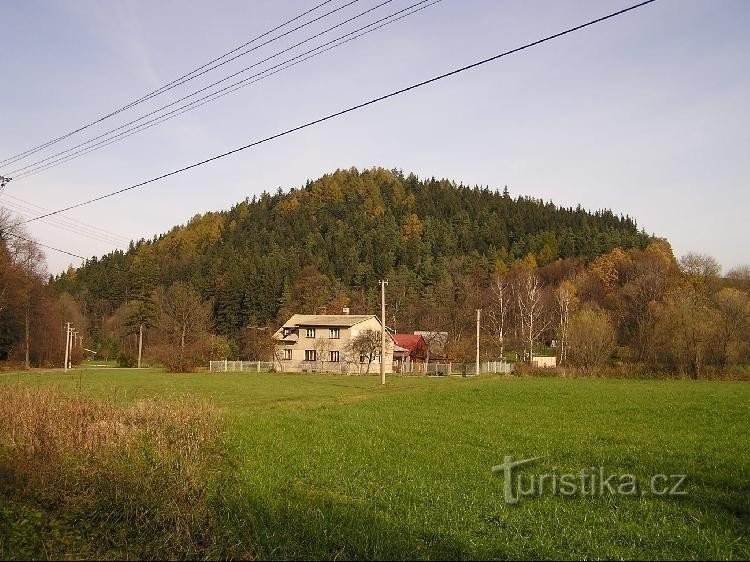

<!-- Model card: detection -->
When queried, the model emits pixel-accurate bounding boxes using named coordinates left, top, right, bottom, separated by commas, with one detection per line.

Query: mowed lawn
left=2, top=368, right=748, bottom=560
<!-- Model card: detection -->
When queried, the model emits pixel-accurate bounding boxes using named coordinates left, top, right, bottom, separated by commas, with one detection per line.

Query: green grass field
left=1, top=368, right=748, bottom=560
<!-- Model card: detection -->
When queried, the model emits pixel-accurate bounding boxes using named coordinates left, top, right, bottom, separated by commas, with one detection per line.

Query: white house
left=273, top=312, right=395, bottom=374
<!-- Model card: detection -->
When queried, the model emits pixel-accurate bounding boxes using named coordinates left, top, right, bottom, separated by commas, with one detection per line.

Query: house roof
left=281, top=314, right=376, bottom=328
left=393, top=333, right=426, bottom=351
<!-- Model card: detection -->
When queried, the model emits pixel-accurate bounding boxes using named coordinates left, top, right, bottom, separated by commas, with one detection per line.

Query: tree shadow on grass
left=212, top=484, right=470, bottom=560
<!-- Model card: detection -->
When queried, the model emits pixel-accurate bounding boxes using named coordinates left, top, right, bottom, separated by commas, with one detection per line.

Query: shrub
left=566, top=308, right=616, bottom=370
left=148, top=342, right=209, bottom=372
left=116, top=352, right=136, bottom=367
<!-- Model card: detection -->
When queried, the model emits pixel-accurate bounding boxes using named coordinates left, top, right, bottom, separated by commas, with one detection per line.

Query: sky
left=1, top=0, right=748, bottom=274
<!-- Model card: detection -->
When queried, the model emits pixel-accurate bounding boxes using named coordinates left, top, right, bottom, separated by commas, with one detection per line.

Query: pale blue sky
left=1, top=0, right=748, bottom=274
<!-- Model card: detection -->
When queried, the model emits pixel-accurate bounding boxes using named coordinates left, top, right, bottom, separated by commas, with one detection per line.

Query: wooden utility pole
left=24, top=302, right=30, bottom=370
left=64, top=322, right=71, bottom=373
left=380, top=279, right=388, bottom=385
left=70, top=330, right=76, bottom=369
left=137, top=323, right=143, bottom=368
left=476, top=309, right=481, bottom=375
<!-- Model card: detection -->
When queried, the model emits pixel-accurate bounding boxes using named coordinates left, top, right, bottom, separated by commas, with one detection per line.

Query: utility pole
left=137, top=323, right=143, bottom=368
left=380, top=279, right=388, bottom=386
left=70, top=330, right=77, bottom=369
left=64, top=322, right=71, bottom=372
left=476, top=309, right=481, bottom=375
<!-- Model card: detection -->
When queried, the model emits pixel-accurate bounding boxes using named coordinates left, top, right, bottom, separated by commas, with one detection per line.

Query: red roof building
left=392, top=333, right=430, bottom=363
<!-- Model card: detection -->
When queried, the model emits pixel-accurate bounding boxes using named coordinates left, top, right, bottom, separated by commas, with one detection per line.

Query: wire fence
left=209, top=360, right=274, bottom=373
left=208, top=359, right=514, bottom=375
left=398, top=361, right=514, bottom=376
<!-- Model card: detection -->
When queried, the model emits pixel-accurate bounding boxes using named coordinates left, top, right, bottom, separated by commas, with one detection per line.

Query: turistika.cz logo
left=492, top=456, right=687, bottom=505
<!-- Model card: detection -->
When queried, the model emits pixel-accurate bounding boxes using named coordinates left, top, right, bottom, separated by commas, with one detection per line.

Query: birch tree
left=554, top=280, right=578, bottom=366
left=515, top=270, right=549, bottom=364
left=488, top=273, right=510, bottom=360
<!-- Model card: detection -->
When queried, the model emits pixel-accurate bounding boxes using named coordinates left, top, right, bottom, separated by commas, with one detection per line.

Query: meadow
left=0, top=368, right=748, bottom=560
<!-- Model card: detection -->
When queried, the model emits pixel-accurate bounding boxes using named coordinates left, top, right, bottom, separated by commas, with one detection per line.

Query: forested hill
left=54, top=167, right=653, bottom=335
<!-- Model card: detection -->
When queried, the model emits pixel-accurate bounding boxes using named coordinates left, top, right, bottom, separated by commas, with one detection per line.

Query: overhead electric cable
left=21, top=0, right=657, bottom=227
left=0, top=230, right=156, bottom=283
left=0, top=0, right=354, bottom=168
left=9, top=0, right=406, bottom=179
left=0, top=202, right=128, bottom=246
left=1, top=231, right=85, bottom=261
left=12, top=0, right=436, bottom=180
left=0, top=193, right=129, bottom=243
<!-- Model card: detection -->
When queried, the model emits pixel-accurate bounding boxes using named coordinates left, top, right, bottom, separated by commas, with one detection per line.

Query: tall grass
left=0, top=385, right=232, bottom=559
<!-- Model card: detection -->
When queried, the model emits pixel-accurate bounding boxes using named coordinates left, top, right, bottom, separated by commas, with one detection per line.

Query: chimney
left=342, top=307, right=350, bottom=315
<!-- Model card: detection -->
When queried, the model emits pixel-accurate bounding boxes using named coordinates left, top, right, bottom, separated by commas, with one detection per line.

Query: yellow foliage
left=276, top=194, right=300, bottom=214
left=522, top=253, right=538, bottom=270
left=590, top=254, right=619, bottom=290
left=402, top=213, right=424, bottom=240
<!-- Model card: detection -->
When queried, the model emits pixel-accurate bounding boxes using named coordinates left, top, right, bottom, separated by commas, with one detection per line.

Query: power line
left=1, top=193, right=129, bottom=242
left=21, top=0, right=658, bottom=226
left=8, top=0, right=407, bottom=179
left=0, top=200, right=128, bottom=246
left=1, top=230, right=156, bottom=284
left=9, top=0, right=406, bottom=179
left=2, top=230, right=87, bottom=262
left=12, top=0, right=435, bottom=180
left=0, top=0, right=353, bottom=168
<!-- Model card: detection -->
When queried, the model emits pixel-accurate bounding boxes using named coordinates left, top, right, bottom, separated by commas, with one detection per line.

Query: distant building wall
left=532, top=356, right=557, bottom=368
left=274, top=315, right=393, bottom=374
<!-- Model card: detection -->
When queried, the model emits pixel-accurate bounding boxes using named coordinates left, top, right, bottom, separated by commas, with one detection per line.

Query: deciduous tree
left=345, top=329, right=390, bottom=375
left=567, top=308, right=615, bottom=370
left=152, top=282, right=214, bottom=372
left=554, top=280, right=578, bottom=365
left=515, top=269, right=549, bottom=364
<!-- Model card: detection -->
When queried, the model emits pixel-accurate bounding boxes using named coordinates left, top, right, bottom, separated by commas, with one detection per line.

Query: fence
left=400, top=361, right=514, bottom=376
left=297, top=362, right=386, bottom=375
left=209, top=360, right=274, bottom=373
left=209, top=359, right=514, bottom=375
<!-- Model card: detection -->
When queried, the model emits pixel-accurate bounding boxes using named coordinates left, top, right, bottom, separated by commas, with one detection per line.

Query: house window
left=282, top=328, right=290, bottom=337
left=329, top=351, right=340, bottom=362
left=329, top=328, right=340, bottom=339
left=282, top=349, right=292, bottom=361
left=306, top=328, right=315, bottom=338
left=305, top=350, right=316, bottom=362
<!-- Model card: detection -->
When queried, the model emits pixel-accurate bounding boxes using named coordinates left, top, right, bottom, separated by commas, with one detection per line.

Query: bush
left=148, top=342, right=209, bottom=373
left=567, top=308, right=616, bottom=370
left=116, top=353, right=136, bottom=367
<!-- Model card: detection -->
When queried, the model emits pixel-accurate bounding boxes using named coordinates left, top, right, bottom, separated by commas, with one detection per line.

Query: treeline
left=0, top=210, right=84, bottom=366
left=4, top=167, right=749, bottom=376
left=53, top=167, right=650, bottom=333
left=476, top=245, right=750, bottom=377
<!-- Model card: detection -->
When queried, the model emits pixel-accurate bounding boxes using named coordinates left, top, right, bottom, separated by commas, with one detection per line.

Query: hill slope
left=54, top=167, right=652, bottom=335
